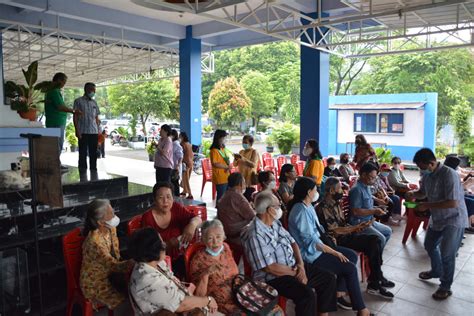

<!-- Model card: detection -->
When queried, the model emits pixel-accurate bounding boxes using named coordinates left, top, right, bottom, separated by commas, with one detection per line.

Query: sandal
left=419, top=271, right=436, bottom=280
left=432, top=288, right=452, bottom=300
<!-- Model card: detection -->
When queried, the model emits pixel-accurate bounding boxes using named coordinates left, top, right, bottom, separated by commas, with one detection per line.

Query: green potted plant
left=129, top=117, right=138, bottom=142
left=271, top=123, right=298, bottom=155
left=4, top=61, right=53, bottom=121
left=116, top=126, right=129, bottom=147
left=65, top=123, right=78, bottom=152
left=146, top=140, right=156, bottom=161
left=265, top=135, right=274, bottom=153
left=375, top=147, right=394, bottom=164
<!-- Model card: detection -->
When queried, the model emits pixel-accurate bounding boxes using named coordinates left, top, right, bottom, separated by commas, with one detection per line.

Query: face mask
left=381, top=172, right=389, bottom=177
left=329, top=165, right=336, bottom=170
left=242, top=143, right=249, bottom=150
left=267, top=180, right=276, bottom=190
left=312, top=190, right=320, bottom=202
left=205, top=245, right=224, bottom=257
left=271, top=207, right=283, bottom=220
left=241, top=186, right=246, bottom=194
left=333, top=192, right=344, bottom=201
left=420, top=169, right=432, bottom=176
left=105, top=215, right=120, bottom=228
left=303, top=147, right=312, bottom=156
left=87, top=92, right=95, bottom=99
left=393, top=164, right=400, bottom=170
left=220, top=138, right=226, bottom=146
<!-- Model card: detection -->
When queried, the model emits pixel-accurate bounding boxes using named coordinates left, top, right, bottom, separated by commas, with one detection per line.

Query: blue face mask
left=87, top=92, right=95, bottom=99
left=420, top=169, right=432, bottom=176
left=381, top=172, right=389, bottom=177
left=242, top=143, right=249, bottom=150
left=205, top=245, right=224, bottom=257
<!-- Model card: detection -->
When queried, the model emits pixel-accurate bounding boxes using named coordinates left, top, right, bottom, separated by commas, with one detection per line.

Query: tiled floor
left=61, top=150, right=474, bottom=316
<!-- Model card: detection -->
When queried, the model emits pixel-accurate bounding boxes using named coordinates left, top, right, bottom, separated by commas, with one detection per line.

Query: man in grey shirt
left=73, top=82, right=100, bottom=171
left=407, top=148, right=468, bottom=300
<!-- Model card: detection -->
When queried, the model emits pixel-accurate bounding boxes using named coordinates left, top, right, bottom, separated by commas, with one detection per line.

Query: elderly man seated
left=349, top=162, right=392, bottom=250
left=241, top=191, right=337, bottom=316
left=217, top=172, right=256, bottom=245
left=318, top=177, right=395, bottom=299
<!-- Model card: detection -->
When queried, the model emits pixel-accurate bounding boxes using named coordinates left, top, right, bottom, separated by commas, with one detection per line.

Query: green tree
left=448, top=87, right=472, bottom=154
left=353, top=48, right=474, bottom=131
left=280, top=77, right=300, bottom=124
left=240, top=71, right=275, bottom=129
left=107, top=80, right=175, bottom=134
left=208, top=77, right=250, bottom=129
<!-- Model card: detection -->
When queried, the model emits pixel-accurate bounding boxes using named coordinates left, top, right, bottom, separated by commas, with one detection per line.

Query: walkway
left=60, top=148, right=474, bottom=316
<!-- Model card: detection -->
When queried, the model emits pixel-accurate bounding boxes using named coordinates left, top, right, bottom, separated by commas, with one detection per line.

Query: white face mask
left=311, top=190, right=320, bottom=202
left=271, top=207, right=283, bottom=220
left=393, top=164, right=400, bottom=170
left=267, top=180, right=277, bottom=190
left=329, top=165, right=336, bottom=170
left=105, top=215, right=120, bottom=228
left=303, top=147, right=312, bottom=156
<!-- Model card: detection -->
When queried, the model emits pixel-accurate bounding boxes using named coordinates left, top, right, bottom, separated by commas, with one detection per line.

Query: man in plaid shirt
left=241, top=191, right=337, bottom=316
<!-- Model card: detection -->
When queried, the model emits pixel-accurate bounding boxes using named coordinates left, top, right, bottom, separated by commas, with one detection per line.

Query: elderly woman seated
left=189, top=220, right=240, bottom=315
left=80, top=199, right=134, bottom=311
left=141, top=182, right=202, bottom=277
left=129, top=228, right=219, bottom=315
left=255, top=171, right=287, bottom=216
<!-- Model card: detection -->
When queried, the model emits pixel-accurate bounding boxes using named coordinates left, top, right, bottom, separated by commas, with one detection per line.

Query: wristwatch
left=207, top=296, right=212, bottom=307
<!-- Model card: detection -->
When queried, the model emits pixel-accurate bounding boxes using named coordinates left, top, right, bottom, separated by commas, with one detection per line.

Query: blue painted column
left=179, top=26, right=202, bottom=145
left=300, top=14, right=330, bottom=156
left=0, top=32, right=4, bottom=102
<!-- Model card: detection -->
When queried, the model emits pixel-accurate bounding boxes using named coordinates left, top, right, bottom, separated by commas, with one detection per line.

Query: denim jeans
left=358, top=221, right=392, bottom=250
left=215, top=183, right=228, bottom=201
left=424, top=225, right=464, bottom=291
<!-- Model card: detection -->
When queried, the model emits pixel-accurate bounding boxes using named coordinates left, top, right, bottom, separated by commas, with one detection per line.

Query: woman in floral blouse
left=129, top=228, right=219, bottom=315
left=80, top=199, right=133, bottom=310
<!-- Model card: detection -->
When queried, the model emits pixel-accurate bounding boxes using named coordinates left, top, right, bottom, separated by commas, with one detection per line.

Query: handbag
left=232, top=274, right=278, bottom=316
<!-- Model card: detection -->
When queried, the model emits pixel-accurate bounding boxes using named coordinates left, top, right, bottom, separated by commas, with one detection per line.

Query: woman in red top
left=141, top=182, right=202, bottom=278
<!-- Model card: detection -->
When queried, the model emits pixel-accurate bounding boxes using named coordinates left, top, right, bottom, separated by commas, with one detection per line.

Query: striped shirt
left=73, top=96, right=100, bottom=134
left=240, top=217, right=296, bottom=282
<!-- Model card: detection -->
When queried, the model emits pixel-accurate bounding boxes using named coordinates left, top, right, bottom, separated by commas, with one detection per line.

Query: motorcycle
left=192, top=144, right=205, bottom=175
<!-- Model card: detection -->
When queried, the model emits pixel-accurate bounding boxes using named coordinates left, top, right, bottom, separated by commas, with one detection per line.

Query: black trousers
left=170, top=169, right=180, bottom=196
left=155, top=167, right=172, bottom=184
left=78, top=133, right=98, bottom=171
left=267, top=263, right=337, bottom=316
left=338, top=234, right=383, bottom=285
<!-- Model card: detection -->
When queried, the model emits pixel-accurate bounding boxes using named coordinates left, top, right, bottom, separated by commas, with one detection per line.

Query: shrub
left=435, top=143, right=451, bottom=159
left=202, top=139, right=212, bottom=158
left=271, top=123, right=298, bottom=154
left=375, top=147, right=394, bottom=164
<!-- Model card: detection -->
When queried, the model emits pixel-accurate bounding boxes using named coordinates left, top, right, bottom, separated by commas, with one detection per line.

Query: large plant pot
left=70, top=145, right=77, bottom=152
left=18, top=109, right=37, bottom=121
left=148, top=154, right=154, bottom=162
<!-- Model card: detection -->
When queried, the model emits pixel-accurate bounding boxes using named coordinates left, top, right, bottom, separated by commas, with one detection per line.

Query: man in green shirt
left=44, top=73, right=82, bottom=168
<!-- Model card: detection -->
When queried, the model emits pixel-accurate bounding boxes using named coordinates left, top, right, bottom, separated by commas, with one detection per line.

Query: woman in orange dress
left=302, top=139, right=325, bottom=189
left=180, top=132, right=194, bottom=199
left=210, top=130, right=231, bottom=201
left=190, top=220, right=240, bottom=315
left=353, top=134, right=377, bottom=170
left=80, top=199, right=133, bottom=310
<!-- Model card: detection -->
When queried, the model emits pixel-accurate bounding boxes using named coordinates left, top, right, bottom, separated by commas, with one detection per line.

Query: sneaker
left=392, top=214, right=403, bottom=221
left=380, top=277, right=395, bottom=288
left=387, top=217, right=401, bottom=226
left=337, top=296, right=352, bottom=310
left=367, top=284, right=394, bottom=300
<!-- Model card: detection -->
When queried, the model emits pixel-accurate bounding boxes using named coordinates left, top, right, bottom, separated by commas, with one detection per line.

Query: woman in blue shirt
left=288, top=177, right=373, bottom=316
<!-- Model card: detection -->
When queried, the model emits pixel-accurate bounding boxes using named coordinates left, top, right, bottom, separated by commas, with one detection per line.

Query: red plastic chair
left=290, top=154, right=299, bottom=166
left=262, top=152, right=272, bottom=166
left=296, top=161, right=305, bottom=176
left=184, top=242, right=206, bottom=281
left=63, top=228, right=114, bottom=316
left=185, top=205, right=207, bottom=241
left=322, top=157, right=328, bottom=167
left=201, top=158, right=216, bottom=200
left=127, top=214, right=143, bottom=236
left=402, top=207, right=430, bottom=244
left=277, top=156, right=287, bottom=176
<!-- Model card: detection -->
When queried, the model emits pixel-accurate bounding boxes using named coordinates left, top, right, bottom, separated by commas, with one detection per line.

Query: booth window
left=380, top=113, right=404, bottom=133
left=354, top=113, right=377, bottom=133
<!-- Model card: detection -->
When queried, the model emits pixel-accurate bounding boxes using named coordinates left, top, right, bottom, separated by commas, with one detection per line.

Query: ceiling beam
left=0, top=0, right=185, bottom=39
